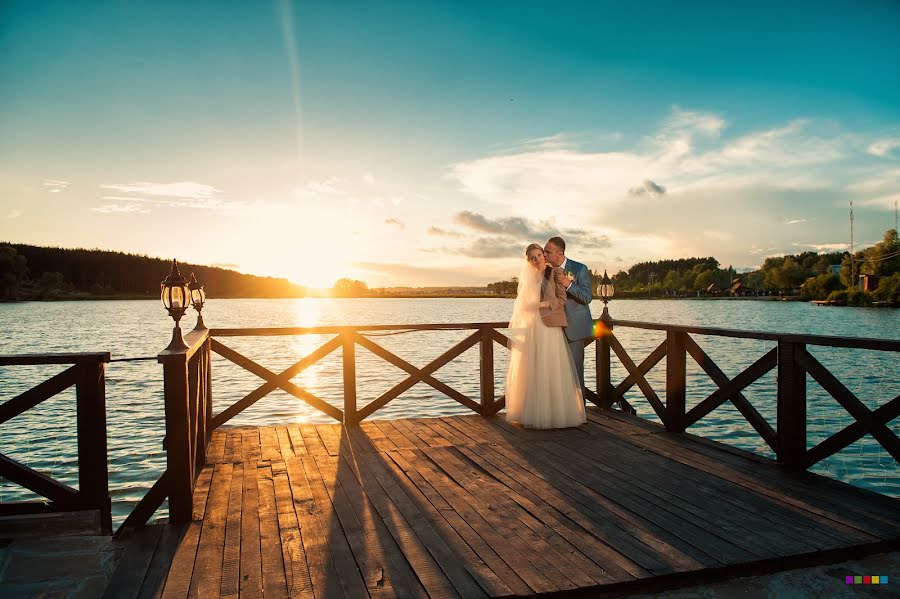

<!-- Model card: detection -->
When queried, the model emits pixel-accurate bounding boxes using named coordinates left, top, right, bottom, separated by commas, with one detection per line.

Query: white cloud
left=6, top=209, right=23, bottom=219
left=363, top=173, right=376, bottom=185
left=857, top=192, right=900, bottom=210
left=98, top=181, right=246, bottom=211
left=450, top=108, right=886, bottom=215
left=791, top=242, right=850, bottom=252
left=300, top=178, right=345, bottom=196
left=868, top=137, right=900, bottom=157
left=92, top=203, right=151, bottom=214
left=784, top=218, right=808, bottom=225
left=102, top=181, right=220, bottom=199
left=43, top=179, right=70, bottom=193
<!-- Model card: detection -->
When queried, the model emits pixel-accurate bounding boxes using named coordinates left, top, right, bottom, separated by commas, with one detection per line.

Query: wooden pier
left=108, top=408, right=899, bottom=598
left=3, top=319, right=899, bottom=597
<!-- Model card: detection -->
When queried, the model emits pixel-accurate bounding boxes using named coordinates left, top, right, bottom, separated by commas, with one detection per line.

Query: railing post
left=596, top=312, right=613, bottom=408
left=75, top=359, right=111, bottom=534
left=343, top=331, right=357, bottom=425
left=480, top=327, right=495, bottom=416
left=189, top=351, right=204, bottom=474
left=205, top=338, right=213, bottom=439
left=161, top=353, right=193, bottom=522
left=777, top=340, right=806, bottom=469
left=665, top=331, right=686, bottom=433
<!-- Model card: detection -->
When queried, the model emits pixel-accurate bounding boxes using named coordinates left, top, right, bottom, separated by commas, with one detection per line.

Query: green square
left=855, top=576, right=863, bottom=584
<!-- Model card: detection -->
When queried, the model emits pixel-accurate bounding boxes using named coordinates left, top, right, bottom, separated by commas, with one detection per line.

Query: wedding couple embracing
left=505, top=236, right=591, bottom=429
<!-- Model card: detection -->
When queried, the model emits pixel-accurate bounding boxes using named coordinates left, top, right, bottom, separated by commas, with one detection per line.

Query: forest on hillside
left=485, top=229, right=900, bottom=305
left=0, top=244, right=305, bottom=300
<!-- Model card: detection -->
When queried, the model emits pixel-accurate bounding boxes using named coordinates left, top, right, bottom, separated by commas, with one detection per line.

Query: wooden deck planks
left=149, top=411, right=900, bottom=598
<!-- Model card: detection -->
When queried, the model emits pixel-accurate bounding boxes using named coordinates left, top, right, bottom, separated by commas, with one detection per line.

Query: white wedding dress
left=505, top=262, right=586, bottom=429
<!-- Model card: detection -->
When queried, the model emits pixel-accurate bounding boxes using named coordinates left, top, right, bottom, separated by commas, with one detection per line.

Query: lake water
left=1, top=298, right=898, bottom=526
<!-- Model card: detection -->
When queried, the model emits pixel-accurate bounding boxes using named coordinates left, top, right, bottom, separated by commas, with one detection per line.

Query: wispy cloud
left=857, top=192, right=900, bottom=210
left=790, top=242, right=850, bottom=253
left=43, top=179, right=70, bottom=193
left=353, top=261, right=497, bottom=286
left=868, top=137, right=900, bottom=158
left=6, top=209, right=23, bottom=219
left=92, top=203, right=151, bottom=214
left=453, top=210, right=611, bottom=250
left=628, top=179, right=666, bottom=197
left=427, top=226, right=463, bottom=237
left=363, top=173, right=376, bottom=185
left=443, top=237, right=527, bottom=259
left=102, top=181, right=220, bottom=199
left=384, top=218, right=405, bottom=229
left=98, top=181, right=245, bottom=212
left=784, top=218, right=809, bottom=225
left=450, top=108, right=869, bottom=214
left=297, top=178, right=345, bottom=196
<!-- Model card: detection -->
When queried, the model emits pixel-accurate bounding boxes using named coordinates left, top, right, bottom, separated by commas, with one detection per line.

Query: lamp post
left=597, top=270, right=615, bottom=321
left=161, top=260, right=189, bottom=351
left=188, top=272, right=207, bottom=331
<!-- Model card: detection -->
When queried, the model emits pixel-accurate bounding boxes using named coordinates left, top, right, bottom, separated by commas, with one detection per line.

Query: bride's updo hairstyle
left=524, top=243, right=543, bottom=256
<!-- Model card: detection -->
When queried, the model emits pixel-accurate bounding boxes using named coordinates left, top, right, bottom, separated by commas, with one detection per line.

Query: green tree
left=873, top=272, right=900, bottom=303
left=694, top=269, right=715, bottom=290
left=860, top=229, right=900, bottom=276
left=800, top=274, right=843, bottom=300
left=332, top=278, right=369, bottom=297
left=0, top=245, right=29, bottom=300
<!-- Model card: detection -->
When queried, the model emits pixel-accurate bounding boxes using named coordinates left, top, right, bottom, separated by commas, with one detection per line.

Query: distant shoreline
left=5, top=293, right=896, bottom=307
left=4, top=293, right=805, bottom=302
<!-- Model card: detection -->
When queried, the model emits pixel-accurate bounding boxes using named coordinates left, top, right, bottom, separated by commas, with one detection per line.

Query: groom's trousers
left=568, top=338, right=586, bottom=397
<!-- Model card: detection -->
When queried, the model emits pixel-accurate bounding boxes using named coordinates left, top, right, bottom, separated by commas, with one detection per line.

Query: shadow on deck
left=119, top=408, right=900, bottom=598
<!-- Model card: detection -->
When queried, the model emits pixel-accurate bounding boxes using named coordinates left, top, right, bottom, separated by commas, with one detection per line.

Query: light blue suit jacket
left=561, top=258, right=593, bottom=342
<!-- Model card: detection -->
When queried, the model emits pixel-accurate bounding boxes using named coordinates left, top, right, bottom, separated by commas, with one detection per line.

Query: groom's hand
left=555, top=271, right=570, bottom=288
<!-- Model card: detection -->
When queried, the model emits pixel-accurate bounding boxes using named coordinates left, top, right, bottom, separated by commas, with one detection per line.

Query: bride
left=505, top=243, right=586, bottom=428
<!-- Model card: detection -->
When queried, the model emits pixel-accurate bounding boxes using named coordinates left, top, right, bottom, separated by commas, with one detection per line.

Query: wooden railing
left=0, top=353, right=112, bottom=534
left=126, top=317, right=900, bottom=528
left=600, top=317, right=900, bottom=470
left=209, top=323, right=512, bottom=427
left=119, top=329, right=211, bottom=532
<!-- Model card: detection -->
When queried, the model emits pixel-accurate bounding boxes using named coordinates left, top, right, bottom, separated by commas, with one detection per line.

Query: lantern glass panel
left=171, top=286, right=185, bottom=309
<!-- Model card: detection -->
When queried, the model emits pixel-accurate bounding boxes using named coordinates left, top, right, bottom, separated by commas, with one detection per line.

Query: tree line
left=0, top=243, right=306, bottom=301
left=484, top=229, right=900, bottom=305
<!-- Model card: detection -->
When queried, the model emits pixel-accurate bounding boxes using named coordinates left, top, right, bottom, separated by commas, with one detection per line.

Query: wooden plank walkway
left=139, top=408, right=900, bottom=597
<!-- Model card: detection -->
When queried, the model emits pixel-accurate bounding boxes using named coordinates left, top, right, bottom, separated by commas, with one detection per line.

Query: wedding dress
left=505, top=261, right=586, bottom=428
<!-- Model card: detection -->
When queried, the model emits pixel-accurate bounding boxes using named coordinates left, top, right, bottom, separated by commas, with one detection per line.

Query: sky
left=1, top=0, right=899, bottom=288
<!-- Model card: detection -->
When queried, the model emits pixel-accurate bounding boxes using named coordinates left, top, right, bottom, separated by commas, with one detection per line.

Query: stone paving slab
left=0, top=533, right=121, bottom=599
left=629, top=551, right=900, bottom=598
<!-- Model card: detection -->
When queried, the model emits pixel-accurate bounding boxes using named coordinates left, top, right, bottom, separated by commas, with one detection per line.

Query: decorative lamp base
left=166, top=324, right=189, bottom=351
left=193, top=313, right=207, bottom=331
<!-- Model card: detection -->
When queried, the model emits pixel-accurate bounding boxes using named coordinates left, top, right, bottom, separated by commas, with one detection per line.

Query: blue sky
left=2, top=0, right=899, bottom=286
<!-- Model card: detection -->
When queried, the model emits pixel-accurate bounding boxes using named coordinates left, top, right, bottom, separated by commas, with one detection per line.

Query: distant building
left=858, top=274, right=882, bottom=293
left=729, top=278, right=754, bottom=297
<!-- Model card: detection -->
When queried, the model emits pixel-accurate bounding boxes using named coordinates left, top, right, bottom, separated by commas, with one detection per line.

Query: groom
left=544, top=236, right=593, bottom=399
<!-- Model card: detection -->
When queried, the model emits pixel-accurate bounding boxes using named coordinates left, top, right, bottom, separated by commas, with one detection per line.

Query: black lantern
left=597, top=269, right=615, bottom=322
left=161, top=259, right=189, bottom=350
left=188, top=272, right=207, bottom=331
left=597, top=270, right=615, bottom=306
